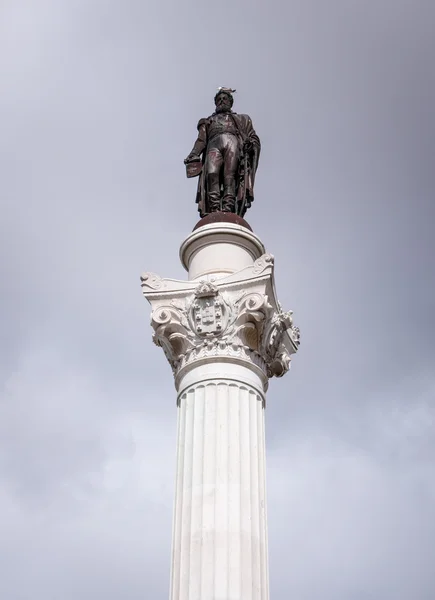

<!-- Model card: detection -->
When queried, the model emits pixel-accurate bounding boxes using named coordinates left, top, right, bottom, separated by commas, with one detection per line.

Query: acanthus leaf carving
left=289, top=325, right=301, bottom=347
left=151, top=305, right=195, bottom=370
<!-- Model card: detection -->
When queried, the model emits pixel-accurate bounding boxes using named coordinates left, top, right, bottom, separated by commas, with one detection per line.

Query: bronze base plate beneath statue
left=193, top=211, right=252, bottom=232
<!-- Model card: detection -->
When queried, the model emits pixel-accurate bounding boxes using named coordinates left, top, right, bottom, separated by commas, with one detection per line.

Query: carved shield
left=191, top=297, right=222, bottom=335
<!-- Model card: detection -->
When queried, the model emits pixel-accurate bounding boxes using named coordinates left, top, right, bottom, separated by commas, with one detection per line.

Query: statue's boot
left=207, top=173, right=221, bottom=212
left=222, top=177, right=236, bottom=212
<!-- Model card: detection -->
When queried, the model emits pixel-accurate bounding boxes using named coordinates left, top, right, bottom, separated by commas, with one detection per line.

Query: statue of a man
left=184, top=88, right=261, bottom=218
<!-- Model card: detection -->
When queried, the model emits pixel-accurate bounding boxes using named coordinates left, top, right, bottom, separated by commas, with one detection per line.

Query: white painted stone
left=177, top=361, right=265, bottom=400
left=180, top=222, right=265, bottom=281
left=141, top=221, right=300, bottom=600
left=171, top=377, right=268, bottom=600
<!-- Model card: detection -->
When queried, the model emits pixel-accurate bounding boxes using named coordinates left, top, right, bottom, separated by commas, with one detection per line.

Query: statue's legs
left=205, top=134, right=240, bottom=213
left=205, top=148, right=223, bottom=212
left=221, top=134, right=240, bottom=212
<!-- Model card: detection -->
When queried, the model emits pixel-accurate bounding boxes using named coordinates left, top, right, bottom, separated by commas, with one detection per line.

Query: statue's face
left=215, top=92, right=232, bottom=113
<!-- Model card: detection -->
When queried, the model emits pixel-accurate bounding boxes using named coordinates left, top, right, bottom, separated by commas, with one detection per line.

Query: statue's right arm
left=185, top=119, right=207, bottom=163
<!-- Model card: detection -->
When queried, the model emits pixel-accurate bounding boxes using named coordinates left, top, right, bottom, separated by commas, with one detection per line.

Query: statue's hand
left=184, top=153, right=201, bottom=164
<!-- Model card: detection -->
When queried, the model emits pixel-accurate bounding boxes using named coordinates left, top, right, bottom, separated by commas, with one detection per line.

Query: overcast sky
left=1, top=1, right=435, bottom=598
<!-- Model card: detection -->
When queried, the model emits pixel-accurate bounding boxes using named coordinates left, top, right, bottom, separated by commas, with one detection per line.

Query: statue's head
left=214, top=87, right=235, bottom=113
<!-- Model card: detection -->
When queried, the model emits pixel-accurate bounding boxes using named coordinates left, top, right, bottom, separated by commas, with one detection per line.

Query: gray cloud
left=1, top=0, right=434, bottom=598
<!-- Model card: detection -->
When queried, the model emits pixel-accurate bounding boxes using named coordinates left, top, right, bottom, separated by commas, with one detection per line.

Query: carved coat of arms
left=189, top=281, right=229, bottom=337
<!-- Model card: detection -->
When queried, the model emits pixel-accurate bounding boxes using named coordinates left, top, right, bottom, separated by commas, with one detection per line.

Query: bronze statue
left=184, top=88, right=261, bottom=218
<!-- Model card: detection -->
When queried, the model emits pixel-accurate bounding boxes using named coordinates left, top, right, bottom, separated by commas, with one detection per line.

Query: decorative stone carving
left=189, top=281, right=229, bottom=336
left=290, top=325, right=301, bottom=347
left=252, top=253, right=274, bottom=275
left=142, top=253, right=300, bottom=382
left=140, top=271, right=166, bottom=291
left=194, top=281, right=218, bottom=298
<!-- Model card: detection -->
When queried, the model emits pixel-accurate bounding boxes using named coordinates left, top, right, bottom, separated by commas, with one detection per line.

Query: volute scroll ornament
left=252, top=254, right=275, bottom=275
left=140, top=272, right=166, bottom=291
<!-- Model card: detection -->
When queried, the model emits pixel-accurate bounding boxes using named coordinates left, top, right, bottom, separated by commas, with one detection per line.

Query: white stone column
left=171, top=363, right=268, bottom=600
left=141, top=220, right=300, bottom=600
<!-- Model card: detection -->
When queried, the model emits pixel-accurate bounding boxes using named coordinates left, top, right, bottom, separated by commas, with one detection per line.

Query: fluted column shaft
left=170, top=364, right=269, bottom=600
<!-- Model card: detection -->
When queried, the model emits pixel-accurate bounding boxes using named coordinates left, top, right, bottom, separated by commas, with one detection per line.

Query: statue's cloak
left=195, top=113, right=261, bottom=217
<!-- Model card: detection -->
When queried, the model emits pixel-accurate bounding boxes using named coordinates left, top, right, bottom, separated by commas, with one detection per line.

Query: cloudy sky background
left=1, top=0, right=435, bottom=598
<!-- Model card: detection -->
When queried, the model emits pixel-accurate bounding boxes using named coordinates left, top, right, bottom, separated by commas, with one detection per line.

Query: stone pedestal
left=141, top=216, right=299, bottom=600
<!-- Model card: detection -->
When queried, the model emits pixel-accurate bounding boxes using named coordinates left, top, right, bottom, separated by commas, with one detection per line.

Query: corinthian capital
left=141, top=254, right=300, bottom=383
